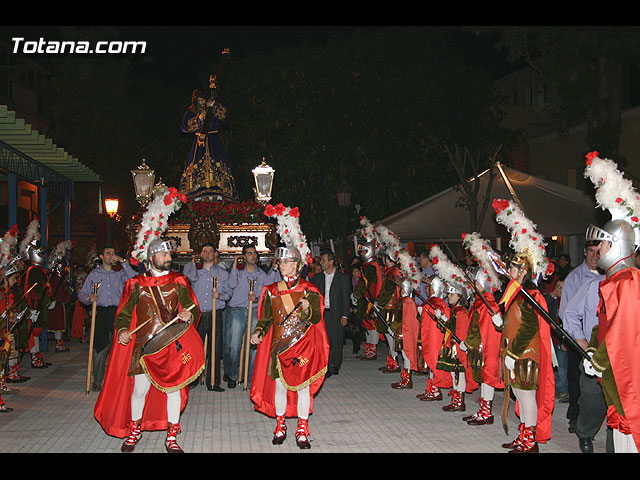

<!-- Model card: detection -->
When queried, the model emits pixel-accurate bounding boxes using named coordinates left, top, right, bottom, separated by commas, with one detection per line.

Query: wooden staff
left=85, top=281, right=101, bottom=395
left=243, top=279, right=257, bottom=391
left=210, top=276, right=218, bottom=388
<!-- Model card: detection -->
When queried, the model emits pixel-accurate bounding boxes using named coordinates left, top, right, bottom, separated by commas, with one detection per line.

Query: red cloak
left=400, top=297, right=419, bottom=370
left=420, top=297, right=452, bottom=389
left=93, top=271, right=200, bottom=438
left=449, top=305, right=479, bottom=393
left=597, top=268, right=640, bottom=450
left=470, top=292, right=503, bottom=389
left=250, top=278, right=329, bottom=418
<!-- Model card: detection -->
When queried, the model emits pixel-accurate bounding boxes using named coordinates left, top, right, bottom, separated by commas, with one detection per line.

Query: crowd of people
left=1, top=153, right=640, bottom=454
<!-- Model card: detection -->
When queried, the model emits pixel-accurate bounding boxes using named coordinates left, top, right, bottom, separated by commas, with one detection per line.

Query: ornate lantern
left=130, top=159, right=155, bottom=206
left=252, top=157, right=275, bottom=205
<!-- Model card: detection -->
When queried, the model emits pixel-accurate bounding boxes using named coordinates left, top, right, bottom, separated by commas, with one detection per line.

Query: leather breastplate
left=134, top=283, right=180, bottom=348
left=501, top=297, right=540, bottom=363
left=271, top=288, right=306, bottom=346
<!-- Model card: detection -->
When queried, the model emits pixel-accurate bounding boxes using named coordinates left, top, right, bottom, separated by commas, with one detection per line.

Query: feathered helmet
left=461, top=232, right=502, bottom=293
left=131, top=185, right=186, bottom=266
left=264, top=203, right=311, bottom=269
left=375, top=223, right=421, bottom=291
left=20, top=219, right=46, bottom=264
left=584, top=151, right=640, bottom=272
left=492, top=198, right=553, bottom=283
left=0, top=224, right=20, bottom=280
left=50, top=240, right=75, bottom=276
left=429, top=244, right=470, bottom=301
left=357, top=216, right=381, bottom=261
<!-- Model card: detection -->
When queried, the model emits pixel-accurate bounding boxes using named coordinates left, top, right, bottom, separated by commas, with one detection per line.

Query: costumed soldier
left=491, top=198, right=555, bottom=454
left=582, top=152, right=640, bottom=453
left=94, top=187, right=203, bottom=454
left=430, top=245, right=479, bottom=412
left=48, top=240, right=74, bottom=353
left=0, top=226, right=29, bottom=405
left=459, top=233, right=504, bottom=426
left=353, top=217, right=383, bottom=361
left=250, top=203, right=329, bottom=450
left=22, top=220, right=53, bottom=370
left=416, top=271, right=453, bottom=401
left=389, top=247, right=422, bottom=390
left=376, top=250, right=402, bottom=374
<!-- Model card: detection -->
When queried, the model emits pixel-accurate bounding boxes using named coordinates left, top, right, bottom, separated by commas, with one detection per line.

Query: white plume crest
left=429, top=244, right=469, bottom=295
left=462, top=232, right=502, bottom=292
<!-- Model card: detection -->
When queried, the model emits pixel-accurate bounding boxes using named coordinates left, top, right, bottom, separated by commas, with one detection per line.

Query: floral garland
left=429, top=244, right=470, bottom=295
left=492, top=198, right=552, bottom=278
left=461, top=232, right=502, bottom=292
left=0, top=224, right=19, bottom=268
left=264, top=203, right=312, bottom=264
left=20, top=219, right=40, bottom=257
left=584, top=151, right=640, bottom=246
left=375, top=223, right=420, bottom=290
left=131, top=186, right=186, bottom=265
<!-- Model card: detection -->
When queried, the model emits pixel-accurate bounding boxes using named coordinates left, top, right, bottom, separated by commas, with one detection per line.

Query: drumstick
left=136, top=304, right=196, bottom=337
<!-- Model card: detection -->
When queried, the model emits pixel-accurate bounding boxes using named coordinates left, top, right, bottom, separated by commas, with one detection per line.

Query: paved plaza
left=0, top=338, right=608, bottom=454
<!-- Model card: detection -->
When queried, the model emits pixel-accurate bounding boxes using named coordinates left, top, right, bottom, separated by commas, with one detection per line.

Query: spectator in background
left=544, top=280, right=568, bottom=402
left=556, top=254, right=573, bottom=280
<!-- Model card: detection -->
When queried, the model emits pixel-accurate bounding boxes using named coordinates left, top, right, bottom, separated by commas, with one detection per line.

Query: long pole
left=85, top=281, right=100, bottom=395
left=243, top=279, right=256, bottom=391
left=210, top=277, right=218, bottom=389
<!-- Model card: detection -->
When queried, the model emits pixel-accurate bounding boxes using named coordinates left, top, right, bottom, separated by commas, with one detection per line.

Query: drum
left=139, top=322, right=205, bottom=393
left=272, top=318, right=311, bottom=355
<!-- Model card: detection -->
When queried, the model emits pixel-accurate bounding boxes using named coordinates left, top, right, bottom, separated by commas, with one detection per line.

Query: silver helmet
left=469, top=266, right=490, bottom=292
left=400, top=278, right=413, bottom=298
left=147, top=237, right=177, bottom=260
left=357, top=240, right=377, bottom=262
left=445, top=282, right=467, bottom=302
left=585, top=220, right=638, bottom=276
left=26, top=240, right=47, bottom=265
left=428, top=274, right=446, bottom=299
left=275, top=246, right=301, bottom=263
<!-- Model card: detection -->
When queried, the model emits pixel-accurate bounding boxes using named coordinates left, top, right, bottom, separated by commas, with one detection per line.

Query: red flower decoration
left=632, top=216, right=639, bottom=223
left=521, top=228, right=527, bottom=234
left=492, top=199, right=510, bottom=214
left=546, top=262, right=555, bottom=275
left=586, top=151, right=599, bottom=165
left=163, top=195, right=172, bottom=206
left=616, top=198, right=623, bottom=204
left=264, top=204, right=276, bottom=216
left=274, top=203, right=286, bottom=216
left=289, top=207, right=300, bottom=218
left=432, top=257, right=439, bottom=265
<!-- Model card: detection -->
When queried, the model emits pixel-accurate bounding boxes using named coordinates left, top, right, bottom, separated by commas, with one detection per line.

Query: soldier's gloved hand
left=583, top=352, right=601, bottom=378
left=434, top=309, right=442, bottom=318
left=491, top=313, right=503, bottom=328
left=350, top=293, right=357, bottom=305
left=504, top=355, right=516, bottom=371
left=459, top=341, right=468, bottom=352
left=48, top=299, right=57, bottom=310
left=29, top=310, right=40, bottom=322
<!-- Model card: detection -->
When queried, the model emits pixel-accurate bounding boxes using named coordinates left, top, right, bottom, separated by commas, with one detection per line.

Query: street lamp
left=130, top=159, right=155, bottom=206
left=104, top=199, right=120, bottom=218
left=252, top=157, right=275, bottom=204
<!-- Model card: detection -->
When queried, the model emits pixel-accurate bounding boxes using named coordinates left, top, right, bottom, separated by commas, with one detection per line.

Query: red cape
left=598, top=268, right=640, bottom=450
left=93, top=271, right=200, bottom=438
left=400, top=297, right=419, bottom=370
left=70, top=300, right=86, bottom=338
left=250, top=278, right=329, bottom=418
left=420, top=297, right=452, bottom=389
left=470, top=292, right=503, bottom=389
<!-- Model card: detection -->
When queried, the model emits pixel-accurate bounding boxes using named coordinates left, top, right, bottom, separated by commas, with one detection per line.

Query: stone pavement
left=0, top=338, right=609, bottom=454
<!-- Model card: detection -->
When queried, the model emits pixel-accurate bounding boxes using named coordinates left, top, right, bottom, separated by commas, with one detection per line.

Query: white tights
left=481, top=383, right=495, bottom=401
left=131, top=374, right=181, bottom=424
left=512, top=387, right=537, bottom=427
left=365, top=330, right=378, bottom=345
left=384, top=333, right=396, bottom=359
left=274, top=378, right=310, bottom=420
left=451, top=371, right=466, bottom=392
left=613, top=429, right=639, bottom=453
left=401, top=350, right=411, bottom=370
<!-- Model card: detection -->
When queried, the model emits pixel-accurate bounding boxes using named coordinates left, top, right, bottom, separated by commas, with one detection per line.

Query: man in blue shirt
left=562, top=274, right=612, bottom=453
left=78, top=245, right=136, bottom=391
left=183, top=243, right=231, bottom=392
left=558, top=242, right=603, bottom=442
left=223, top=245, right=268, bottom=389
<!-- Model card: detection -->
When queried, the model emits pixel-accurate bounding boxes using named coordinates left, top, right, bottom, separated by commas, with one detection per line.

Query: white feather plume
left=584, top=151, right=640, bottom=245
left=461, top=232, right=502, bottom=292
left=429, top=244, right=470, bottom=295
left=0, top=225, right=19, bottom=268
left=20, top=219, right=40, bottom=256
left=265, top=204, right=311, bottom=264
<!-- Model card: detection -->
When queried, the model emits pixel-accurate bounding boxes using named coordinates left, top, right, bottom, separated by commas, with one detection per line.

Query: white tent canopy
left=376, top=163, right=602, bottom=243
